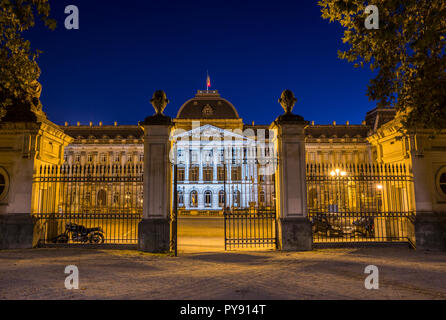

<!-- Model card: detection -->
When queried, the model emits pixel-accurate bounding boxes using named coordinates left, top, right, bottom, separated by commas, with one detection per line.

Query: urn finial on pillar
left=140, top=90, right=172, bottom=125
left=275, top=89, right=306, bottom=123
left=150, top=90, right=169, bottom=116
left=279, top=89, right=297, bottom=114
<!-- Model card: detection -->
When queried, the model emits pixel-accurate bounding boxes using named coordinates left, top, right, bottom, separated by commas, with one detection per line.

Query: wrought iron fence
left=306, top=163, right=416, bottom=246
left=32, top=164, right=143, bottom=245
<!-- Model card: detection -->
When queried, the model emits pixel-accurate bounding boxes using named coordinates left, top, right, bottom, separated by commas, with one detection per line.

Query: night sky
left=26, top=0, right=377, bottom=126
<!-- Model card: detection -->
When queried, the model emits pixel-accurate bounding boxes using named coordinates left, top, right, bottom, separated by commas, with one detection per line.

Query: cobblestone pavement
left=0, top=247, right=445, bottom=300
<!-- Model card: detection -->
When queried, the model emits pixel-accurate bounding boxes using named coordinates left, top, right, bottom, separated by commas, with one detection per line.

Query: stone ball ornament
left=278, top=89, right=297, bottom=114
left=150, top=90, right=170, bottom=115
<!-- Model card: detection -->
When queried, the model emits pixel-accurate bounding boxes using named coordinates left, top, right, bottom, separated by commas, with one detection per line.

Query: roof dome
left=176, top=90, right=240, bottom=119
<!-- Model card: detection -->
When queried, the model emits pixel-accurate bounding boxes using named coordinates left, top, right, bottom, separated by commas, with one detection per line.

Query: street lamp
left=329, top=168, right=348, bottom=213
left=330, top=168, right=347, bottom=177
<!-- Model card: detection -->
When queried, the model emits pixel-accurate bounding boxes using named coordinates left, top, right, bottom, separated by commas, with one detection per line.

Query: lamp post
left=329, top=169, right=347, bottom=213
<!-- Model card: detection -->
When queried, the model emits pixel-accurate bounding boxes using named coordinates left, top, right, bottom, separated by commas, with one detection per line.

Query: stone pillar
left=411, top=134, right=446, bottom=251
left=138, top=90, right=173, bottom=253
left=0, top=109, right=72, bottom=249
left=270, top=90, right=312, bottom=251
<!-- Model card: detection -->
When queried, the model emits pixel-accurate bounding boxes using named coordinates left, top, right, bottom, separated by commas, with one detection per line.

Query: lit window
left=100, top=153, right=107, bottom=163
left=189, top=166, right=199, bottom=182
left=87, top=154, right=93, bottom=163
left=233, top=190, right=241, bottom=207
left=139, top=154, right=144, bottom=162
left=75, top=154, right=81, bottom=163
left=217, top=166, right=225, bottom=181
left=97, top=190, right=107, bottom=206
left=177, top=167, right=185, bottom=181
left=204, top=191, right=212, bottom=207
left=231, top=166, right=242, bottom=181
left=203, top=167, right=213, bottom=181
left=219, top=190, right=225, bottom=207
left=113, top=192, right=120, bottom=205
left=190, top=191, right=198, bottom=207
left=178, top=191, right=184, bottom=207
left=115, top=155, right=121, bottom=163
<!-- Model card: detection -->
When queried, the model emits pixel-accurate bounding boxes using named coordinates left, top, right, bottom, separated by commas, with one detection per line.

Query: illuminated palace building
left=61, top=90, right=395, bottom=213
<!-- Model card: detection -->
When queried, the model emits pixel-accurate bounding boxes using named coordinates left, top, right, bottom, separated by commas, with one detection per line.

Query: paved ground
left=0, top=246, right=445, bottom=300
left=178, top=216, right=225, bottom=252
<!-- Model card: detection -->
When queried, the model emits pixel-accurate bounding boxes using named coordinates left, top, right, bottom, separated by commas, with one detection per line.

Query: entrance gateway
left=170, top=124, right=278, bottom=253
left=31, top=89, right=415, bottom=252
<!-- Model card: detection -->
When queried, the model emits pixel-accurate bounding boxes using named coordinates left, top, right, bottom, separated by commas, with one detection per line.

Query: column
left=270, top=90, right=312, bottom=251
left=138, top=90, right=173, bottom=253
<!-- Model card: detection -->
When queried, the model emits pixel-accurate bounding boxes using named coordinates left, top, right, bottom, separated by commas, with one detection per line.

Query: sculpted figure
left=278, top=89, right=297, bottom=114
left=150, top=90, right=169, bottom=115
left=29, top=80, right=43, bottom=111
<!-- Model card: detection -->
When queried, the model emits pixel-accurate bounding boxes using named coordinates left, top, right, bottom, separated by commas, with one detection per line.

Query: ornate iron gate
left=32, top=164, right=143, bottom=246
left=223, top=162, right=277, bottom=251
left=306, top=163, right=416, bottom=247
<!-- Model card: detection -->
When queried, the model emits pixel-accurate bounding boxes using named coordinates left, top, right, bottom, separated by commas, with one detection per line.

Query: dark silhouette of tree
left=319, top=0, right=446, bottom=130
left=0, top=0, right=56, bottom=120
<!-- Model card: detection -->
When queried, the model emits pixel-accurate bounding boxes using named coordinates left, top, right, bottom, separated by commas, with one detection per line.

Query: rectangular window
left=203, top=167, right=213, bottom=181
left=75, top=154, right=81, bottom=163
left=189, top=166, right=199, bottom=182
left=191, top=151, right=198, bottom=165
left=100, top=153, right=107, bottom=163
left=231, top=166, right=242, bottom=181
left=178, top=168, right=185, bottom=181
left=217, top=166, right=225, bottom=181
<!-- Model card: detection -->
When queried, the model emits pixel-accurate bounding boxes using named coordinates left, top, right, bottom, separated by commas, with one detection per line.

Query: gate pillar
left=270, top=90, right=312, bottom=251
left=0, top=93, right=72, bottom=249
left=138, top=91, right=173, bottom=253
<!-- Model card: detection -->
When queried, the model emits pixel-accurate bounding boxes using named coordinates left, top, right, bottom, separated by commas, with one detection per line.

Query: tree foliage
left=318, top=0, right=446, bottom=130
left=0, top=0, right=56, bottom=119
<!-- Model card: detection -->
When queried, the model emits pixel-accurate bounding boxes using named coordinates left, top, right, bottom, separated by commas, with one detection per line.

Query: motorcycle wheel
left=89, top=232, right=105, bottom=244
left=53, top=234, right=69, bottom=244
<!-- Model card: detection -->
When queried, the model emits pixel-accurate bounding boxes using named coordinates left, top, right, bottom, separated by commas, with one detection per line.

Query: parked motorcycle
left=311, top=215, right=341, bottom=237
left=311, top=214, right=354, bottom=237
left=51, top=222, right=105, bottom=244
left=353, top=217, right=375, bottom=237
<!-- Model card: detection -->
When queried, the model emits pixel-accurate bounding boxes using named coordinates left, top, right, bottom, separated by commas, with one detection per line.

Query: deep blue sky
left=26, top=0, right=377, bottom=126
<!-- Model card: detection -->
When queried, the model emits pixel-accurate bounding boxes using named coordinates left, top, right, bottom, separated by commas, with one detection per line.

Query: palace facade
left=61, top=90, right=395, bottom=212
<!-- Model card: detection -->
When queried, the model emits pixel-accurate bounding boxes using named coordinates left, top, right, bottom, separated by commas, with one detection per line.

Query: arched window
left=97, top=189, right=107, bottom=206
left=178, top=191, right=184, bottom=207
left=439, top=172, right=446, bottom=195
left=218, top=190, right=225, bottom=207
left=233, top=190, right=241, bottom=207
left=113, top=192, right=120, bottom=205
left=125, top=192, right=131, bottom=206
left=204, top=191, right=212, bottom=208
left=190, top=191, right=198, bottom=207
left=0, top=168, right=9, bottom=201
